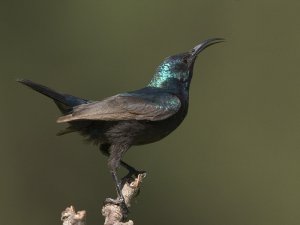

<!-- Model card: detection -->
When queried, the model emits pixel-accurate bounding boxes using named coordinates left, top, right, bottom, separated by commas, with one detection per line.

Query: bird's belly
left=137, top=108, right=188, bottom=145
left=77, top=106, right=188, bottom=146
left=105, top=114, right=186, bottom=146
left=132, top=122, right=176, bottom=145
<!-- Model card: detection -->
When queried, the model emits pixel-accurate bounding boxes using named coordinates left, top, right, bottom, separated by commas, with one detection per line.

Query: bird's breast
left=104, top=103, right=188, bottom=146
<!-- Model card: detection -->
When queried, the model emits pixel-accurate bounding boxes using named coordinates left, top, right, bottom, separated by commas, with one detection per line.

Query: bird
left=17, top=38, right=224, bottom=214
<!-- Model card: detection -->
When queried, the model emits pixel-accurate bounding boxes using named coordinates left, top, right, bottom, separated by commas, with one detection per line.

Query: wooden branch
left=102, top=173, right=146, bottom=225
left=61, top=206, right=86, bottom=225
left=61, top=173, right=146, bottom=225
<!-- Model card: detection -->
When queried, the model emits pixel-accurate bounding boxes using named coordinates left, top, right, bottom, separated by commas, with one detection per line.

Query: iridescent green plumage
left=148, top=53, right=192, bottom=89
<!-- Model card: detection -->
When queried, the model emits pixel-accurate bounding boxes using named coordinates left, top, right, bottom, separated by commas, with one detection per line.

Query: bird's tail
left=17, top=79, right=89, bottom=114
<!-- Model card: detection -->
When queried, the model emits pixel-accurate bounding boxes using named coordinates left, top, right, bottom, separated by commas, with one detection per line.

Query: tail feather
left=17, top=79, right=89, bottom=114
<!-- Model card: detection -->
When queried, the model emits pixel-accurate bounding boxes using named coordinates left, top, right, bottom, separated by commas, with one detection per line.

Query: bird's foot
left=121, top=171, right=146, bottom=199
left=104, top=198, right=129, bottom=219
left=124, top=169, right=147, bottom=183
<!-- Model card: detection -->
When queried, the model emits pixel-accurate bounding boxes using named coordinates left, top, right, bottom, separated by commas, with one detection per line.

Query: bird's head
left=148, top=38, right=224, bottom=91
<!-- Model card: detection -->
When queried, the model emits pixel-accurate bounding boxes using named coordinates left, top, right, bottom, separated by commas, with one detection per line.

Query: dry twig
left=61, top=173, right=146, bottom=225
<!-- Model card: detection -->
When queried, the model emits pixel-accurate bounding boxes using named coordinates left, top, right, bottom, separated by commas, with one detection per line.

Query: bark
left=61, top=173, right=146, bottom=225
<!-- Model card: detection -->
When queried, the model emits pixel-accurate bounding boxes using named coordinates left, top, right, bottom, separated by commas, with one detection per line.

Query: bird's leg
left=120, top=160, right=146, bottom=180
left=104, top=169, right=129, bottom=220
left=105, top=144, right=130, bottom=218
left=111, top=169, right=127, bottom=204
left=100, top=144, right=145, bottom=180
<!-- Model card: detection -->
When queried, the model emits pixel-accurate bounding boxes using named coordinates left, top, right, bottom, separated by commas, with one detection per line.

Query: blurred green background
left=1, top=0, right=300, bottom=224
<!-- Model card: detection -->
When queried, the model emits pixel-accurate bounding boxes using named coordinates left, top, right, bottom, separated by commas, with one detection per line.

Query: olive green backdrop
left=1, top=1, right=300, bottom=224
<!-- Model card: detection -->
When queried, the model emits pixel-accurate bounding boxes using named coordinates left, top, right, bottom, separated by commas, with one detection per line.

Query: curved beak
left=190, top=38, right=225, bottom=59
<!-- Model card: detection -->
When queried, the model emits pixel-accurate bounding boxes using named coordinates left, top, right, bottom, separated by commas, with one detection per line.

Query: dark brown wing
left=57, top=92, right=181, bottom=123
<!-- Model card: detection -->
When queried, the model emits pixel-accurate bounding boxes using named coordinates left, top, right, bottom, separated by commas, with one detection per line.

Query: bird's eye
left=182, top=58, right=188, bottom=64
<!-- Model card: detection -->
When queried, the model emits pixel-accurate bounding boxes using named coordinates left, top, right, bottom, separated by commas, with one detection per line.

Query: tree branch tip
left=61, top=205, right=86, bottom=225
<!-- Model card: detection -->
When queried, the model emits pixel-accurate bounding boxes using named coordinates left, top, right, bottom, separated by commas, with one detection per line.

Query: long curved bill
left=191, top=38, right=225, bottom=58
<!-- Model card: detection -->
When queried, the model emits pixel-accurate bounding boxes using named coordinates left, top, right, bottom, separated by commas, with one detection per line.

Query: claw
left=127, top=169, right=146, bottom=179
left=104, top=198, right=129, bottom=219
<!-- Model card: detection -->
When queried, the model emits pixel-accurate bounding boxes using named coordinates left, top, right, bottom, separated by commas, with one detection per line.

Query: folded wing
left=57, top=92, right=181, bottom=123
